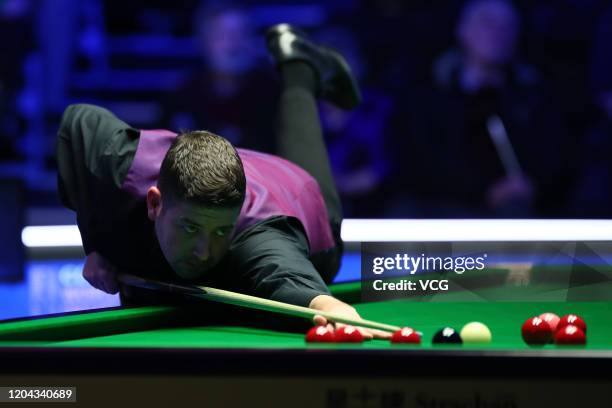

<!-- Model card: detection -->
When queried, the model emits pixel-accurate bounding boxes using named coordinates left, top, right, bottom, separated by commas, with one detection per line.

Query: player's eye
left=214, top=228, right=227, bottom=237
left=182, top=224, right=198, bottom=234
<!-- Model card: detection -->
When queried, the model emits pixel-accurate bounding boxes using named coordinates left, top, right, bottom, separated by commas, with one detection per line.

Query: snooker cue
left=486, top=115, right=523, bottom=177
left=118, top=274, right=401, bottom=333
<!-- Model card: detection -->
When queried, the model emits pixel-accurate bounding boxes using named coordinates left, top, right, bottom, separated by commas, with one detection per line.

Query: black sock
left=280, top=61, right=317, bottom=95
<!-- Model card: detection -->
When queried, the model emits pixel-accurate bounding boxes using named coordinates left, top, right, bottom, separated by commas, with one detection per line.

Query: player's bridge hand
left=309, top=295, right=392, bottom=340
left=83, top=251, right=120, bottom=294
left=313, top=317, right=393, bottom=340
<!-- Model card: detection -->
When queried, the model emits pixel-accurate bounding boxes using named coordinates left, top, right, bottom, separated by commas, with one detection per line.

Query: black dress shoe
left=266, top=23, right=362, bottom=110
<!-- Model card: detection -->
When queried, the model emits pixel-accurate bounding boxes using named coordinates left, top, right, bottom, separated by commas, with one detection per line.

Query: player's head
left=457, top=0, right=520, bottom=66
left=147, top=130, right=246, bottom=280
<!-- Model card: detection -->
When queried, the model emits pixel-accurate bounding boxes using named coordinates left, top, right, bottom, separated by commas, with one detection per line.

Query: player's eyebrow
left=179, top=217, right=202, bottom=227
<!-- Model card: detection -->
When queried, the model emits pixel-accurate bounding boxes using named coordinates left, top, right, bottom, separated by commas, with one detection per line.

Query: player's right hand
left=83, top=251, right=119, bottom=294
left=309, top=294, right=392, bottom=340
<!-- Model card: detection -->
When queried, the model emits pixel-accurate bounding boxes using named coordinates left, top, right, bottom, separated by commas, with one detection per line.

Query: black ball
left=432, top=327, right=462, bottom=344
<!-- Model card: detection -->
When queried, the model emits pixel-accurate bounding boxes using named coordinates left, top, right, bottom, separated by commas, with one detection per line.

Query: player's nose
left=192, top=236, right=211, bottom=261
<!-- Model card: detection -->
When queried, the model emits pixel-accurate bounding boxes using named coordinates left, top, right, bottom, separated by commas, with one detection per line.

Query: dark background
left=1, top=0, right=612, bottom=227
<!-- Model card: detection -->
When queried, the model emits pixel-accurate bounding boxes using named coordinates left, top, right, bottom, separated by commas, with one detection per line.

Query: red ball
left=538, top=313, right=560, bottom=332
left=558, top=314, right=586, bottom=334
left=390, top=327, right=421, bottom=344
left=335, top=325, right=364, bottom=343
left=305, top=326, right=335, bottom=343
left=554, top=324, right=586, bottom=345
left=522, top=317, right=553, bottom=345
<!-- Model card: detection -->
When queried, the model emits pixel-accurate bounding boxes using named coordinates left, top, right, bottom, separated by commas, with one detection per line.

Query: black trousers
left=275, top=63, right=344, bottom=284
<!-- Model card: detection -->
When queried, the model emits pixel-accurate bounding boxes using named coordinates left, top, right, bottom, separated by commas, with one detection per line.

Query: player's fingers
left=97, top=279, right=110, bottom=294
left=84, top=272, right=104, bottom=292
left=97, top=281, right=110, bottom=293
left=96, top=266, right=119, bottom=294
left=356, top=327, right=374, bottom=340
left=312, top=314, right=327, bottom=326
left=333, top=323, right=373, bottom=341
left=367, top=329, right=392, bottom=339
left=82, top=267, right=95, bottom=287
left=326, top=323, right=334, bottom=333
left=82, top=272, right=95, bottom=288
left=104, top=278, right=119, bottom=294
left=93, top=272, right=117, bottom=294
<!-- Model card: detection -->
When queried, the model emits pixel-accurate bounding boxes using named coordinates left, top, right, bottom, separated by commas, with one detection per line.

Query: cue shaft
left=118, top=274, right=204, bottom=295
left=118, top=274, right=401, bottom=333
left=486, top=115, right=523, bottom=177
left=197, top=285, right=402, bottom=333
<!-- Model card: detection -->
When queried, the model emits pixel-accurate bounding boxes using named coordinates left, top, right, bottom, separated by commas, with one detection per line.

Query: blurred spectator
left=161, top=1, right=278, bottom=152
left=386, top=0, right=573, bottom=218
left=520, top=0, right=602, bottom=158
left=569, top=6, right=612, bottom=217
left=316, top=26, right=393, bottom=217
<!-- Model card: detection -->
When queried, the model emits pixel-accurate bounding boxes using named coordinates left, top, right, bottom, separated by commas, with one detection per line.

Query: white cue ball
left=460, top=322, right=492, bottom=344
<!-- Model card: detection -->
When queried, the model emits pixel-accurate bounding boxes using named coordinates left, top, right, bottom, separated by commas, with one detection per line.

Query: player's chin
left=175, top=269, right=207, bottom=282
left=174, top=262, right=215, bottom=281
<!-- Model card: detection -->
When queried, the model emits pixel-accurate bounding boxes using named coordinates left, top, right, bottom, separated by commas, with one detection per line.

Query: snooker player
left=56, top=24, right=388, bottom=339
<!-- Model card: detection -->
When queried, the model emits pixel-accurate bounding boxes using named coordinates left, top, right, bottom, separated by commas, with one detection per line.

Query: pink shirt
left=122, top=129, right=335, bottom=254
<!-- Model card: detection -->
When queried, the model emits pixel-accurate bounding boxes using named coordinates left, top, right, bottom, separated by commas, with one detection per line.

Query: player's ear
left=146, top=186, right=163, bottom=220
